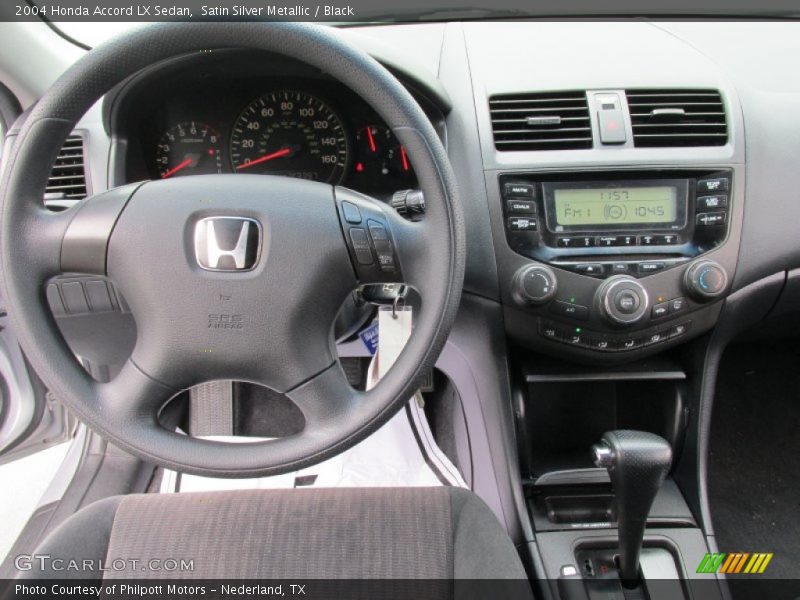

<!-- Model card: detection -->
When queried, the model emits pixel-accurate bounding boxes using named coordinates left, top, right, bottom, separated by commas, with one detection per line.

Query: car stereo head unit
left=543, top=179, right=688, bottom=232
left=500, top=169, right=731, bottom=278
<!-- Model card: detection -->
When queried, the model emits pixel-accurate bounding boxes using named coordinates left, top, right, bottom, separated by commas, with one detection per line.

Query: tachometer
left=229, top=90, right=349, bottom=184
left=155, top=122, right=223, bottom=178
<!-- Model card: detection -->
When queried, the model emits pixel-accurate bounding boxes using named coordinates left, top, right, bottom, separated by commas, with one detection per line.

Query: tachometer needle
left=236, top=147, right=292, bottom=171
left=161, top=157, right=193, bottom=179
left=366, top=126, right=377, bottom=153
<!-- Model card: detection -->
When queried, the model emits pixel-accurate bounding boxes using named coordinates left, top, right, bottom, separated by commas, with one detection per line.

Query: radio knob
left=597, top=276, right=649, bottom=326
left=684, top=260, right=728, bottom=301
left=512, top=264, right=558, bottom=305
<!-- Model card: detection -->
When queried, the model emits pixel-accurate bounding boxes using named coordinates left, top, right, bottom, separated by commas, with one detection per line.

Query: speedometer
left=230, top=90, right=349, bottom=184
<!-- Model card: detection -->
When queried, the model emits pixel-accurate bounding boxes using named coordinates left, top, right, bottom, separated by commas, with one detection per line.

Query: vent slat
left=626, top=89, right=727, bottom=148
left=46, top=135, right=87, bottom=201
left=490, top=91, right=591, bottom=151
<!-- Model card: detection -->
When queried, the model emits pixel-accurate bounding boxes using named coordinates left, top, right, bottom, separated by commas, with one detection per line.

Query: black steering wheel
left=0, top=23, right=464, bottom=477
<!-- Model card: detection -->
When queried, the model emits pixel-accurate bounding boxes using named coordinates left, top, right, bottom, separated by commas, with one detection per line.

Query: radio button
left=697, top=195, right=728, bottom=210
left=551, top=300, right=590, bottom=321
left=652, top=301, right=670, bottom=319
left=637, top=262, right=666, bottom=275
left=573, top=263, right=605, bottom=277
left=508, top=217, right=538, bottom=231
left=639, top=234, right=658, bottom=246
left=596, top=235, right=620, bottom=247
left=558, top=236, right=594, bottom=247
left=696, top=212, right=727, bottom=227
left=507, top=200, right=536, bottom=214
left=610, top=262, right=630, bottom=274
left=619, top=235, right=637, bottom=246
left=504, top=183, right=535, bottom=198
left=697, top=178, right=729, bottom=194
left=655, top=234, right=679, bottom=245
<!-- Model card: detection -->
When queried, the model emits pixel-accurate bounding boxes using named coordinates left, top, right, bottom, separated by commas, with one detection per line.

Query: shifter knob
left=592, top=430, right=672, bottom=588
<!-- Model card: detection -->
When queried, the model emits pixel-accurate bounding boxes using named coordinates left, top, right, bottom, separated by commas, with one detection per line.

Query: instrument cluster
left=125, top=74, right=421, bottom=198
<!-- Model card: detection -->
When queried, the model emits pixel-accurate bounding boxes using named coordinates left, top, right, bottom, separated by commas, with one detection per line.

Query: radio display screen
left=554, top=186, right=677, bottom=226
left=543, top=179, right=688, bottom=232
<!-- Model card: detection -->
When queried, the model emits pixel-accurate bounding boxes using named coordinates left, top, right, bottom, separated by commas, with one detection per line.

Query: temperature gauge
left=353, top=125, right=415, bottom=192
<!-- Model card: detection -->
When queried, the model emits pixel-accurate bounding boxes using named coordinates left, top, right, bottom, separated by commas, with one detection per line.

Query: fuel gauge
left=353, top=125, right=416, bottom=190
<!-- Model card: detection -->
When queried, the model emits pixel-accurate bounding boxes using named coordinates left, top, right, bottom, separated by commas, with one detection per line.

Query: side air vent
left=489, top=91, right=592, bottom=151
left=45, top=135, right=87, bottom=201
left=626, top=89, right=727, bottom=148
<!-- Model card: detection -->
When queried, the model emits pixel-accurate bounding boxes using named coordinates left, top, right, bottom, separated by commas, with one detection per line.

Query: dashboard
left=20, top=21, right=800, bottom=369
left=111, top=49, right=446, bottom=199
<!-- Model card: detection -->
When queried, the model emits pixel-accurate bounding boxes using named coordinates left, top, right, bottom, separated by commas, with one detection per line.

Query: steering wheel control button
left=349, top=228, right=373, bottom=265
left=512, top=264, right=557, bottom=305
left=508, top=217, right=538, bottom=231
left=551, top=300, right=590, bottom=321
left=697, top=177, right=729, bottom=194
left=697, top=195, right=728, bottom=210
left=685, top=260, right=728, bottom=300
left=373, top=241, right=396, bottom=272
left=597, top=277, right=649, bottom=326
left=504, top=183, right=535, bottom=198
left=341, top=201, right=362, bottom=224
left=507, top=200, right=537, bottom=214
left=696, top=211, right=727, bottom=227
left=367, top=220, right=389, bottom=241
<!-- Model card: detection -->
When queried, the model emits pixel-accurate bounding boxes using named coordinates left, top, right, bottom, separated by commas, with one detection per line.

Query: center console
left=490, top=168, right=740, bottom=362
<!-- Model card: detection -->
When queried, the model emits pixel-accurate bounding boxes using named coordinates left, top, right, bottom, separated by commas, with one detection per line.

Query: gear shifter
left=592, top=430, right=672, bottom=588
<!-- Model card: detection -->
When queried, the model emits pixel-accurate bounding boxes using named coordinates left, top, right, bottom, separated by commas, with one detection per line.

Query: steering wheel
left=0, top=23, right=464, bottom=477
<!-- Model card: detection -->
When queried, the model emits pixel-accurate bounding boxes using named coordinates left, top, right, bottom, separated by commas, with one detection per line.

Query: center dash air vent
left=489, top=91, right=592, bottom=151
left=45, top=135, right=87, bottom=201
left=626, top=89, right=727, bottom=148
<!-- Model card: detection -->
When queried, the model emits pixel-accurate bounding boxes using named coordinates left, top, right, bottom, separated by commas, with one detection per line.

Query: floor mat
left=708, top=341, right=800, bottom=598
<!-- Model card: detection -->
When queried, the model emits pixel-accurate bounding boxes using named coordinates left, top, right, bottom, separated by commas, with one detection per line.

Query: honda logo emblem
left=194, top=217, right=262, bottom=271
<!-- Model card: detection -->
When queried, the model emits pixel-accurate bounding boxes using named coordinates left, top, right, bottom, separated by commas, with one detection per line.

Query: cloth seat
left=16, top=487, right=532, bottom=599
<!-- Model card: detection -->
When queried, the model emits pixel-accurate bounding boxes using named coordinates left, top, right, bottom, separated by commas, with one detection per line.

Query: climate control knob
left=684, top=260, right=728, bottom=301
left=512, top=264, right=558, bottom=305
left=597, top=276, right=649, bottom=326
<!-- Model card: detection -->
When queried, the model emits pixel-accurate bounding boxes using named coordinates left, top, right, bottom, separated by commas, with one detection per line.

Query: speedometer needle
left=236, top=148, right=292, bottom=171
left=161, top=157, right=193, bottom=179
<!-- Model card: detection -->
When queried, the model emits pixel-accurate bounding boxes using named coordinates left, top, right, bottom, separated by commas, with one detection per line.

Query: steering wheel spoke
left=0, top=22, right=463, bottom=477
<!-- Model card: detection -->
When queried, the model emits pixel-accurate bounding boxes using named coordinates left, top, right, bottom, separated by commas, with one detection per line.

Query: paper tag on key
left=377, top=305, right=413, bottom=378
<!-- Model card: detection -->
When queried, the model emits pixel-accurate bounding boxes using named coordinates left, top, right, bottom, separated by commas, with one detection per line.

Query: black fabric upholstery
left=15, top=496, right=123, bottom=580
left=106, top=487, right=453, bottom=579
left=14, top=488, right=530, bottom=591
